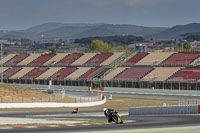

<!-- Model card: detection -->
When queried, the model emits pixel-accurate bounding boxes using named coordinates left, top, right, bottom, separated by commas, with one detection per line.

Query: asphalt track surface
left=1, top=92, right=200, bottom=133
left=66, top=91, right=200, bottom=100
left=1, top=110, right=200, bottom=133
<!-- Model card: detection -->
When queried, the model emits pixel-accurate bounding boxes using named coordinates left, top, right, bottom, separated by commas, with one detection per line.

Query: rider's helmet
left=103, top=108, right=107, bottom=112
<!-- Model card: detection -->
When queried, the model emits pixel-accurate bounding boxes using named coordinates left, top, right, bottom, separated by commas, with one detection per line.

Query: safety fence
left=179, top=99, right=200, bottom=105
left=74, top=95, right=102, bottom=103
left=0, top=95, right=63, bottom=103
left=129, top=104, right=200, bottom=115
left=0, top=92, right=102, bottom=103
left=3, top=79, right=200, bottom=91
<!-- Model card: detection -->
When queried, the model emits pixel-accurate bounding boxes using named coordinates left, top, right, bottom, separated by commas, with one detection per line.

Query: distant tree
left=49, top=48, right=57, bottom=53
left=174, top=44, right=179, bottom=51
left=88, top=40, right=111, bottom=52
left=183, top=42, right=191, bottom=51
left=181, top=32, right=200, bottom=41
left=75, top=35, right=144, bottom=45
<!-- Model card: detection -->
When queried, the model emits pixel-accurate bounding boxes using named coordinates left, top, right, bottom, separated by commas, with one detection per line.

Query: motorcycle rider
left=104, top=108, right=115, bottom=123
left=72, top=108, right=78, bottom=113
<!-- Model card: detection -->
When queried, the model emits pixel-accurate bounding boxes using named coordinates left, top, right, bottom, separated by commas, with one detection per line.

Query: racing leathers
left=104, top=108, right=115, bottom=123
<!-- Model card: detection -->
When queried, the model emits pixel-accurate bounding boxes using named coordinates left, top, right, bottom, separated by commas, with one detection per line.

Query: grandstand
left=0, top=67, right=10, bottom=75
left=85, top=53, right=113, bottom=66
left=10, top=67, right=35, bottom=79
left=79, top=67, right=103, bottom=80
left=123, top=52, right=148, bottom=66
left=3, top=53, right=29, bottom=66
left=36, top=67, right=62, bottom=79
left=3, top=67, right=23, bottom=79
left=102, top=67, right=128, bottom=80
left=56, top=53, right=83, bottom=66
left=65, top=67, right=92, bottom=80
left=17, top=53, right=41, bottom=66
left=50, top=67, right=78, bottom=80
left=136, top=52, right=173, bottom=66
left=114, top=67, right=153, bottom=81
left=168, top=67, right=200, bottom=82
left=43, top=53, right=69, bottom=66
left=142, top=67, right=181, bottom=81
left=22, top=67, right=49, bottom=79
left=0, top=54, right=16, bottom=65
left=101, top=53, right=124, bottom=66
left=71, top=53, right=96, bottom=66
left=190, top=57, right=200, bottom=66
left=1, top=51, right=200, bottom=90
left=29, top=53, right=56, bottom=66
left=161, top=52, right=200, bottom=66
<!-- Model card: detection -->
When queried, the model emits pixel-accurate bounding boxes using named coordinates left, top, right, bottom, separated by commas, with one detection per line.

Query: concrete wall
left=129, top=105, right=200, bottom=115
left=0, top=98, right=106, bottom=108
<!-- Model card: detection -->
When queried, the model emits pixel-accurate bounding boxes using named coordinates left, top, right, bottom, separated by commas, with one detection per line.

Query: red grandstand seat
left=79, top=67, right=103, bottom=80
left=56, top=53, right=83, bottom=66
left=4, top=53, right=29, bottom=66
left=29, top=53, right=55, bottom=66
left=22, top=67, right=49, bottom=79
left=168, top=67, right=200, bottom=82
left=114, top=67, right=153, bottom=81
left=3, top=67, right=23, bottom=79
left=162, top=52, right=200, bottom=66
left=50, top=67, right=78, bottom=80
left=85, top=53, right=113, bottom=66
left=123, top=52, right=148, bottom=66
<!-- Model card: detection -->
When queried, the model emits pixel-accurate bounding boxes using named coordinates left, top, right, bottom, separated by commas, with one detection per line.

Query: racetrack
left=1, top=92, right=200, bottom=133
left=1, top=110, right=200, bottom=133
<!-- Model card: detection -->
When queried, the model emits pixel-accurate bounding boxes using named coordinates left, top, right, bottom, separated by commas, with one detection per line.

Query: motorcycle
left=110, top=110, right=123, bottom=124
left=72, top=108, right=78, bottom=114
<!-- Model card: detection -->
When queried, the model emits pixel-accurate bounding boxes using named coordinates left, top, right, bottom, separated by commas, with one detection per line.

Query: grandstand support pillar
left=1, top=43, right=3, bottom=83
left=196, top=82, right=197, bottom=90
left=171, top=82, right=172, bottom=90
left=162, top=81, right=164, bottom=89
left=118, top=80, right=119, bottom=88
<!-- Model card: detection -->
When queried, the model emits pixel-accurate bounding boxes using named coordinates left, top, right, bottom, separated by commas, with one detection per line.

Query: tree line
left=75, top=35, right=144, bottom=45
left=181, top=32, right=200, bottom=41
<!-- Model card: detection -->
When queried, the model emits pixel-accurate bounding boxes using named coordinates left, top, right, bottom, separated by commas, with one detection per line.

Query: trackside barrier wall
left=0, top=98, right=106, bottom=108
left=129, top=104, right=200, bottom=115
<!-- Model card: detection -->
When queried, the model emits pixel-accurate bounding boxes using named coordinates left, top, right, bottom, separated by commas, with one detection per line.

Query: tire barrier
left=129, top=104, right=200, bottom=115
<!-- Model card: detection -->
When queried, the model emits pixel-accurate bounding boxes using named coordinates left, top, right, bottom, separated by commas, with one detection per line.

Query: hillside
left=26, top=22, right=103, bottom=33
left=27, top=22, right=67, bottom=33
left=150, top=23, right=200, bottom=39
left=0, top=23, right=168, bottom=40
left=181, top=32, right=200, bottom=41
left=0, top=83, right=54, bottom=103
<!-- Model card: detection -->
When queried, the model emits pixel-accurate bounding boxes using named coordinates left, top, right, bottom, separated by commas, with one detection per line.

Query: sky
left=0, top=0, right=200, bottom=30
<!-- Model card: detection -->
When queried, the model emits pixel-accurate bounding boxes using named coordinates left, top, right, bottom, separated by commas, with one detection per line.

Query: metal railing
left=0, top=95, right=62, bottom=103
left=4, top=78, right=200, bottom=91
